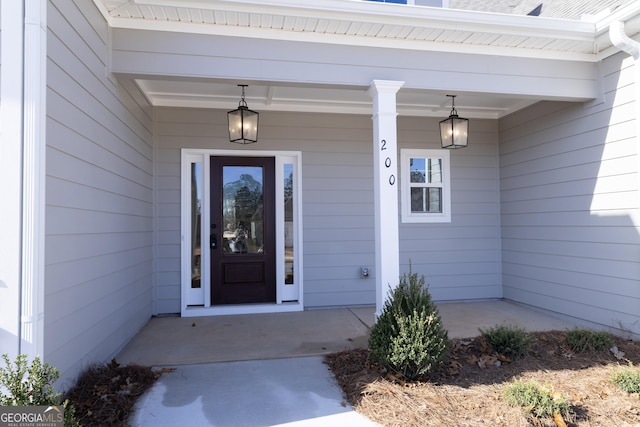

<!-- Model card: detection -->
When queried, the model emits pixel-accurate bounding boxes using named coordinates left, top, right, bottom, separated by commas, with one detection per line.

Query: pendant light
left=439, top=95, right=469, bottom=149
left=228, top=84, right=259, bottom=144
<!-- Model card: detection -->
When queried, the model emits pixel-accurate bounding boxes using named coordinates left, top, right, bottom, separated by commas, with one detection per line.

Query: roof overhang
left=95, top=0, right=640, bottom=62
left=93, top=0, right=640, bottom=117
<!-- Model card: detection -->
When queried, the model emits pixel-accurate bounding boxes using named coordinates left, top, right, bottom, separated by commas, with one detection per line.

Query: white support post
left=368, top=80, right=404, bottom=318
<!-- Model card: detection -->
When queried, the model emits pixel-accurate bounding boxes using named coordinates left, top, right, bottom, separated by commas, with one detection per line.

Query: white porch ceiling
left=95, top=0, right=640, bottom=118
left=135, top=79, right=537, bottom=119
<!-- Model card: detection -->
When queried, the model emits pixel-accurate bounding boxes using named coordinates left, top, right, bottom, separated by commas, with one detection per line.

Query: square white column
left=368, top=80, right=404, bottom=317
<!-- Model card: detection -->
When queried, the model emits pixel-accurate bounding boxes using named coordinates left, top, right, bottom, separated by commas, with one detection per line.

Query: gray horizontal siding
left=499, top=51, right=640, bottom=337
left=45, top=0, right=153, bottom=386
left=154, top=107, right=503, bottom=311
left=398, top=116, right=502, bottom=301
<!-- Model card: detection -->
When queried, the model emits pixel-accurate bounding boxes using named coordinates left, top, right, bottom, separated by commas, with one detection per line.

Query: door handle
left=210, top=224, right=217, bottom=249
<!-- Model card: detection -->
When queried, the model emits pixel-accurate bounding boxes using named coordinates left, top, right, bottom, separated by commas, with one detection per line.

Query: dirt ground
left=325, top=331, right=640, bottom=427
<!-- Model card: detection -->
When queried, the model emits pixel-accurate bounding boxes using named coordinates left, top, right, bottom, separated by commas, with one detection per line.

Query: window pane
left=429, top=159, right=442, bottom=183
left=190, top=163, right=202, bottom=288
left=428, top=187, right=442, bottom=212
left=410, top=187, right=442, bottom=213
left=284, top=164, right=294, bottom=285
left=410, top=158, right=426, bottom=183
left=411, top=158, right=443, bottom=183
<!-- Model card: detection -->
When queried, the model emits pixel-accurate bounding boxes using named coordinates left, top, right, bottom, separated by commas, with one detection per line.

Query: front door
left=210, top=156, right=276, bottom=305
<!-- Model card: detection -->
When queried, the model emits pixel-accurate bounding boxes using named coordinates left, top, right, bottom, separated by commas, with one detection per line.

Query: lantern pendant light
left=439, top=95, right=469, bottom=149
left=228, top=84, right=259, bottom=144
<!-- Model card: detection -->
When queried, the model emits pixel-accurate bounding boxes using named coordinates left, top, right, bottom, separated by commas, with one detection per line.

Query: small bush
left=504, top=380, right=573, bottom=421
left=565, top=328, right=613, bottom=352
left=611, top=367, right=640, bottom=394
left=479, top=324, right=532, bottom=359
left=368, top=267, right=448, bottom=380
left=0, top=354, right=80, bottom=427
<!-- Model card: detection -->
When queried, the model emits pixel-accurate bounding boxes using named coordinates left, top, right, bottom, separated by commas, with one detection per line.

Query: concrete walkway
left=130, top=357, right=380, bottom=427
left=124, top=300, right=580, bottom=427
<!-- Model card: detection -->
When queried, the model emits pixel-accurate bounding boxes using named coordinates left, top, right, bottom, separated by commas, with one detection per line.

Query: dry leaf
left=496, top=354, right=511, bottom=363
left=157, top=367, right=176, bottom=374
left=448, top=360, right=462, bottom=375
left=553, top=412, right=568, bottom=427
left=385, top=372, right=406, bottom=386
left=479, top=354, right=497, bottom=369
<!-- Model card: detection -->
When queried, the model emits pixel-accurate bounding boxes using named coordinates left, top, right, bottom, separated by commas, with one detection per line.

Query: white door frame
left=180, top=149, right=303, bottom=317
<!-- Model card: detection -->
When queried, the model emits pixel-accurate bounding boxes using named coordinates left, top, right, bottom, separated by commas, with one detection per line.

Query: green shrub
left=0, top=354, right=80, bottom=427
left=504, top=379, right=573, bottom=421
left=368, top=267, right=448, bottom=380
left=479, top=324, right=532, bottom=359
left=611, top=367, right=640, bottom=394
left=565, top=328, right=614, bottom=352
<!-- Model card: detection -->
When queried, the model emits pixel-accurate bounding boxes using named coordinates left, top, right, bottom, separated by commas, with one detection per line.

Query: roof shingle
left=448, top=0, right=636, bottom=20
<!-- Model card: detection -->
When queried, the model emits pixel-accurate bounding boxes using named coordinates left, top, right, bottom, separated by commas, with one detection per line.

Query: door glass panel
left=190, top=162, right=202, bottom=288
left=222, top=166, right=264, bottom=255
left=284, top=164, right=294, bottom=284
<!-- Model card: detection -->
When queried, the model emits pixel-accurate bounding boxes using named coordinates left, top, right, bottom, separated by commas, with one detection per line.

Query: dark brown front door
left=210, top=156, right=276, bottom=305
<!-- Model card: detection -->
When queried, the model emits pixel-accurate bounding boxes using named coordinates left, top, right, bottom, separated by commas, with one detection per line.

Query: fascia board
left=593, top=4, right=640, bottom=61
left=594, top=1, right=640, bottom=34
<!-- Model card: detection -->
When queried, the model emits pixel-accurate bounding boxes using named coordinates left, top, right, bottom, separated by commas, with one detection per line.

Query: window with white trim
left=401, top=149, right=451, bottom=223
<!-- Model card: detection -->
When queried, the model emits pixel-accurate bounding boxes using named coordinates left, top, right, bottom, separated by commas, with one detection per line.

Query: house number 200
left=380, top=139, right=396, bottom=186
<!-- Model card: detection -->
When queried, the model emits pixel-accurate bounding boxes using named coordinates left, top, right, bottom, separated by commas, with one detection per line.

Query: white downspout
left=609, top=21, right=640, bottom=210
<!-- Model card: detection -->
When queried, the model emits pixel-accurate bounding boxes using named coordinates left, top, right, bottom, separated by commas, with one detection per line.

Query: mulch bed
left=325, top=331, right=640, bottom=427
left=63, top=359, right=161, bottom=427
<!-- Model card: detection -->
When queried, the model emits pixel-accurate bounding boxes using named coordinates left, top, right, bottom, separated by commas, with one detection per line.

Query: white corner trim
left=0, top=0, right=25, bottom=360
left=20, top=0, right=47, bottom=358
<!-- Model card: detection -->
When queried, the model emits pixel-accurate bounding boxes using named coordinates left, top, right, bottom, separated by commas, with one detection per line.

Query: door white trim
left=180, top=149, right=303, bottom=316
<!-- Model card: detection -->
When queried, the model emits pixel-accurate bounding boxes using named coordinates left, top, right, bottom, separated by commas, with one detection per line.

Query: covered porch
left=116, top=300, right=580, bottom=366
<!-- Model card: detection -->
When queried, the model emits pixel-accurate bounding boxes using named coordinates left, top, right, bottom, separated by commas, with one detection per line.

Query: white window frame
left=400, top=149, right=451, bottom=223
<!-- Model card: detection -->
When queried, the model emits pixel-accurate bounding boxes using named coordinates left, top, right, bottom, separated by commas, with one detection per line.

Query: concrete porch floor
left=117, top=300, right=579, bottom=366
